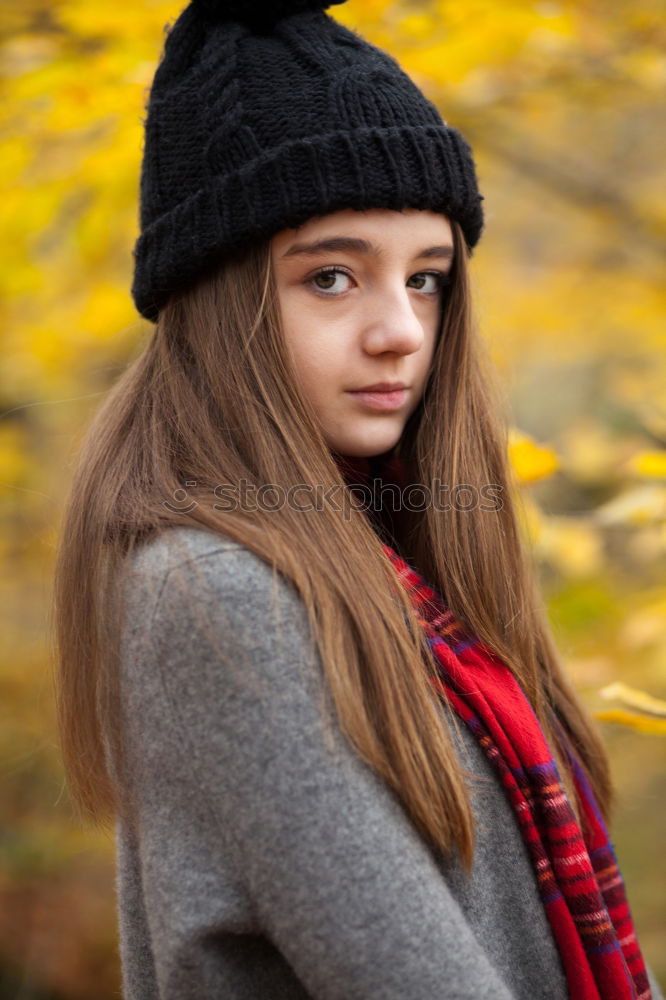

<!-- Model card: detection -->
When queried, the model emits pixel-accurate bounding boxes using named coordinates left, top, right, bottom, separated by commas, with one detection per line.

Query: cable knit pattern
left=131, top=0, right=484, bottom=322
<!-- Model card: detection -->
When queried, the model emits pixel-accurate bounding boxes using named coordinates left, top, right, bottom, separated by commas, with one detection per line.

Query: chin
left=327, top=426, right=403, bottom=459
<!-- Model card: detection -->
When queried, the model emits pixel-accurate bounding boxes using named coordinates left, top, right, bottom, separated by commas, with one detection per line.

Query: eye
left=306, top=267, right=353, bottom=296
left=305, top=267, right=451, bottom=298
left=407, top=271, right=453, bottom=295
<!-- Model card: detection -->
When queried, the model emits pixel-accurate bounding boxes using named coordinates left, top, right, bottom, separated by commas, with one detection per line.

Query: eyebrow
left=281, top=236, right=454, bottom=262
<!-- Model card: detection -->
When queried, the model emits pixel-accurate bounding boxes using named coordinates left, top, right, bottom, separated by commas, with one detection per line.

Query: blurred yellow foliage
left=595, top=485, right=666, bottom=526
left=594, top=710, right=666, bottom=736
left=0, top=424, right=32, bottom=487
left=537, top=516, right=604, bottom=578
left=619, top=596, right=666, bottom=649
left=508, top=430, right=560, bottom=484
left=2, top=0, right=665, bottom=994
left=628, top=451, right=666, bottom=479
left=599, top=682, right=666, bottom=717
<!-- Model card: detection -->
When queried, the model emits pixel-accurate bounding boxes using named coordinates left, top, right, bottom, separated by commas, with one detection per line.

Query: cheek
left=293, top=348, right=326, bottom=391
left=283, top=307, right=348, bottom=386
left=406, top=327, right=438, bottom=405
left=423, top=318, right=440, bottom=367
left=285, top=327, right=344, bottom=403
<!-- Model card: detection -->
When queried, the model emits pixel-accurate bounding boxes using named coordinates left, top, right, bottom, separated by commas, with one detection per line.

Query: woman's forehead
left=272, top=208, right=453, bottom=255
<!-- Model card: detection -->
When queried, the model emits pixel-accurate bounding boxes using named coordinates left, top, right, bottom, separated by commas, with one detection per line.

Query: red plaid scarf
left=336, top=452, right=652, bottom=1000
left=386, top=544, right=651, bottom=1000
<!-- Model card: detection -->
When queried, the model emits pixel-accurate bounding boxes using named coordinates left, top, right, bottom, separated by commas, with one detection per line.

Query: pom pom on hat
left=191, top=0, right=348, bottom=27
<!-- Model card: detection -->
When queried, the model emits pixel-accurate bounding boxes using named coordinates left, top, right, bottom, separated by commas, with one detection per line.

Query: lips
left=346, top=386, right=409, bottom=411
left=350, top=382, right=408, bottom=392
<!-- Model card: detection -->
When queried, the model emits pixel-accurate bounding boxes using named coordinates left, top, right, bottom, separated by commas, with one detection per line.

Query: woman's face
left=271, top=207, right=453, bottom=458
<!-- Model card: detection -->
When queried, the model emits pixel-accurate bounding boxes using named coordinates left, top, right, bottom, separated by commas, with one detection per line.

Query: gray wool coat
left=112, top=526, right=663, bottom=1000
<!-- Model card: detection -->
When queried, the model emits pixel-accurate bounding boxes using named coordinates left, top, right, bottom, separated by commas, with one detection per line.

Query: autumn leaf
left=594, top=710, right=666, bottom=736
left=627, top=451, right=666, bottom=479
left=508, top=430, right=560, bottom=484
left=599, top=682, right=666, bottom=718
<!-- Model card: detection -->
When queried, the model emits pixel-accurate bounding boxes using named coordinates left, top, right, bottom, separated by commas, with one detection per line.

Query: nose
left=361, top=283, right=427, bottom=357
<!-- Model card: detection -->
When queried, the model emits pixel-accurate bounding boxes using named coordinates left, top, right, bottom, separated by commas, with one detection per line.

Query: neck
left=331, top=448, right=412, bottom=557
left=332, top=452, right=371, bottom=485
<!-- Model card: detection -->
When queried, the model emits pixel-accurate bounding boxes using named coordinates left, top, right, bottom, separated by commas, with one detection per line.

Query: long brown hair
left=52, top=218, right=614, bottom=871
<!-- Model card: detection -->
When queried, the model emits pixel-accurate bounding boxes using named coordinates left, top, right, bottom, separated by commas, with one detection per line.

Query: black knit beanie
left=131, top=0, right=485, bottom=323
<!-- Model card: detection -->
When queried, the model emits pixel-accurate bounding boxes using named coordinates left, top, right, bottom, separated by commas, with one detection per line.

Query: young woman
left=53, top=1, right=662, bottom=998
